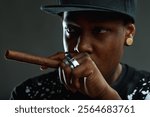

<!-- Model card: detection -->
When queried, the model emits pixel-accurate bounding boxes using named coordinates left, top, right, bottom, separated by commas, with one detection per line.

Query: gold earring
left=126, top=35, right=134, bottom=46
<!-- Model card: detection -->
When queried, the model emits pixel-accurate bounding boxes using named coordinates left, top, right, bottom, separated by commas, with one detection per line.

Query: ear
left=125, top=23, right=136, bottom=38
left=124, top=23, right=136, bottom=46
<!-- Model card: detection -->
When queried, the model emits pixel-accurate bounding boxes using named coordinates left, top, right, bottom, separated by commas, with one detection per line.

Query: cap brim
left=41, top=5, right=112, bottom=14
left=41, top=5, right=134, bottom=23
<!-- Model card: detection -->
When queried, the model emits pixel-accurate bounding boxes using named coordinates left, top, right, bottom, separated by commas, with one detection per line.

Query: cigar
left=5, top=50, right=59, bottom=68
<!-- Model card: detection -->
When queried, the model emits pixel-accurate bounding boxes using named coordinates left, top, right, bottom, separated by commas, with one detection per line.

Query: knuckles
left=60, top=52, right=98, bottom=81
left=72, top=57, right=96, bottom=78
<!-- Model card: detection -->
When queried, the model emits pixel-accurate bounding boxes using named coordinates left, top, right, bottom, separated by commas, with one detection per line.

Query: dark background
left=0, top=0, right=150, bottom=99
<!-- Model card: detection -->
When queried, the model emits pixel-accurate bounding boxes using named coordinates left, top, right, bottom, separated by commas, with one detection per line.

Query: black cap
left=41, top=0, right=137, bottom=22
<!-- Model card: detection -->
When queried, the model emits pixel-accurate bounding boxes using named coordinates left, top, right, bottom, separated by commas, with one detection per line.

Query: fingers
left=41, top=52, right=108, bottom=98
left=70, top=53, right=95, bottom=94
left=59, top=59, right=77, bottom=93
left=58, top=67, right=72, bottom=90
left=59, top=53, right=95, bottom=93
left=40, top=52, right=65, bottom=70
left=60, top=52, right=110, bottom=98
left=40, top=52, right=79, bottom=70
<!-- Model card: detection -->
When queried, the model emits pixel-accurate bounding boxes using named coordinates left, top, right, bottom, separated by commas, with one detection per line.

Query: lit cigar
left=5, top=50, right=59, bottom=68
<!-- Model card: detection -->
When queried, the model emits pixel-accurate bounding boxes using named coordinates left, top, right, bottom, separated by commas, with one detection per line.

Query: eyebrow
left=63, top=20, right=81, bottom=28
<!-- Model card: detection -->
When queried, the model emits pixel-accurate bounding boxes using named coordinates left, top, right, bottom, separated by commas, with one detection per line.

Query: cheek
left=63, top=34, right=78, bottom=52
left=93, top=38, right=124, bottom=74
left=106, top=38, right=125, bottom=63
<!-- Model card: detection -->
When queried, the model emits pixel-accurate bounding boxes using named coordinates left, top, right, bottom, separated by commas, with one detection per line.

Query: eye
left=65, top=25, right=80, bottom=38
left=65, top=26, right=76, bottom=34
left=93, top=27, right=110, bottom=34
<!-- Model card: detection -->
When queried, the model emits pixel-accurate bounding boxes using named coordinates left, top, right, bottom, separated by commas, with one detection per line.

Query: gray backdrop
left=0, top=0, right=150, bottom=99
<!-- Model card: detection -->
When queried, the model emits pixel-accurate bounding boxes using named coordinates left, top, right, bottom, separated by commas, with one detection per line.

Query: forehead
left=63, top=11, right=124, bottom=23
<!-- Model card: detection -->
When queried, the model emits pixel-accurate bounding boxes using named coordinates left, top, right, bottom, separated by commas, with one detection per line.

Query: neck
left=110, top=63, right=122, bottom=85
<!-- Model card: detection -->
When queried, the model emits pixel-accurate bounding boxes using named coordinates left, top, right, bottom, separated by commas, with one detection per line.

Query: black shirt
left=10, top=64, right=150, bottom=100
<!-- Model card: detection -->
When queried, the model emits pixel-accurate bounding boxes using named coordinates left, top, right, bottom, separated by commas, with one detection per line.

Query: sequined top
left=10, top=64, right=150, bottom=100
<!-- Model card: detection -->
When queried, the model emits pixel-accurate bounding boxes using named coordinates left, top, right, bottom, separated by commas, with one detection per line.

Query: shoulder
left=10, top=70, right=91, bottom=100
left=10, top=70, right=66, bottom=99
left=127, top=65, right=150, bottom=100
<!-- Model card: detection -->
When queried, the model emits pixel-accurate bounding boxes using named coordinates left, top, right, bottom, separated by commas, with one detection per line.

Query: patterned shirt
left=10, top=64, right=150, bottom=100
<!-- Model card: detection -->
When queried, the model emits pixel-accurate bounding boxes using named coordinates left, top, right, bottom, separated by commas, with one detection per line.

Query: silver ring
left=70, top=58, right=80, bottom=69
left=65, top=52, right=72, bottom=60
left=63, top=59, right=70, bottom=65
left=63, top=52, right=72, bottom=65
left=64, top=52, right=80, bottom=69
left=63, top=57, right=80, bottom=69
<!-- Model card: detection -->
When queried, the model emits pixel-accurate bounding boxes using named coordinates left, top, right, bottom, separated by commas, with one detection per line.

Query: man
left=10, top=0, right=150, bottom=100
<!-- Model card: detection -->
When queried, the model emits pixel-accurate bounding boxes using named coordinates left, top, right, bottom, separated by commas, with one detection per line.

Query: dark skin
left=42, top=11, right=135, bottom=99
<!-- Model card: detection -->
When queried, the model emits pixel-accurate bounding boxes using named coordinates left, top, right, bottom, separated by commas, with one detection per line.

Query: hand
left=59, top=52, right=121, bottom=99
left=41, top=52, right=121, bottom=99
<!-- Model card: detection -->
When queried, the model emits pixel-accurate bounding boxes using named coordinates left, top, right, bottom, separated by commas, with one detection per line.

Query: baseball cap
left=41, top=0, right=137, bottom=22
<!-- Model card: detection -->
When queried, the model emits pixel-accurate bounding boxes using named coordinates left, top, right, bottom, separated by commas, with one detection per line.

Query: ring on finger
left=69, top=58, right=80, bottom=69
left=64, top=52, right=80, bottom=69
left=63, top=52, right=73, bottom=66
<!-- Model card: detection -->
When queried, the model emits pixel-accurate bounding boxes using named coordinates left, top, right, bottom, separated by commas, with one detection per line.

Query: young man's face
left=62, top=11, right=134, bottom=83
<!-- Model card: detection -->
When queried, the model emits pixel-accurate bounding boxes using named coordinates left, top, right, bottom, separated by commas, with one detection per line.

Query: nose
left=75, top=33, right=93, bottom=54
